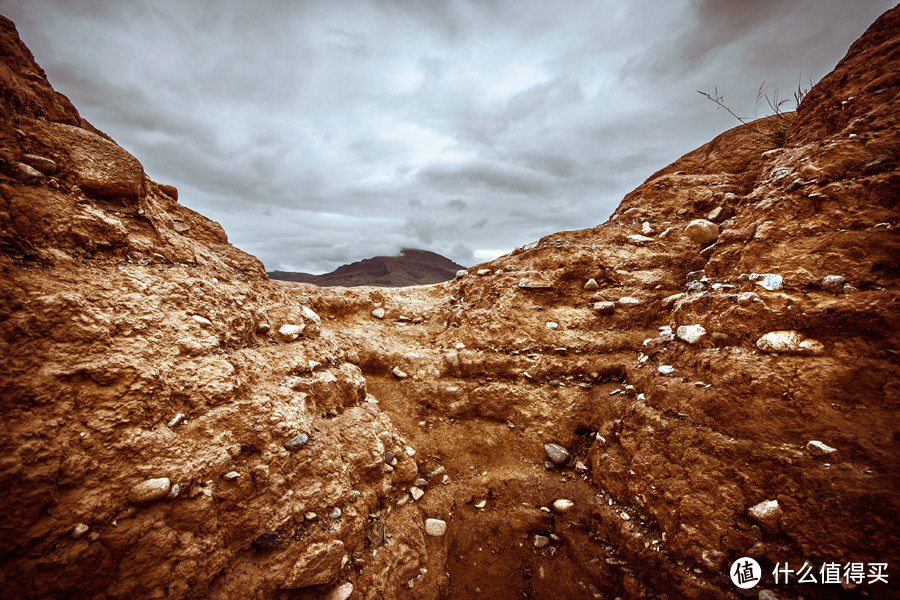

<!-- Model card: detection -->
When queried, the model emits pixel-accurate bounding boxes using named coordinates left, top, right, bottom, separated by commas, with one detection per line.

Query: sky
left=0, top=0, right=894, bottom=273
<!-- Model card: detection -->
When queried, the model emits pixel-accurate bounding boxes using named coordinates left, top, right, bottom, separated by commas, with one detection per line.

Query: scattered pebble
left=192, top=315, right=213, bottom=326
left=168, top=413, right=185, bottom=428
left=545, top=322, right=559, bottom=329
left=552, top=499, right=574, bottom=514
left=476, top=269, right=491, bottom=276
left=534, top=535, right=549, bottom=549
left=392, top=367, right=409, bottom=379
left=657, top=365, right=675, bottom=375
left=371, top=308, right=385, bottom=319
left=617, top=296, right=640, bottom=306
left=410, top=487, right=424, bottom=501
left=475, top=500, right=486, bottom=509
left=305, top=512, right=318, bottom=521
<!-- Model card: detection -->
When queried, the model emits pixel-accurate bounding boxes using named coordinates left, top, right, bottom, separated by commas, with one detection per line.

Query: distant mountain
left=268, top=248, right=465, bottom=287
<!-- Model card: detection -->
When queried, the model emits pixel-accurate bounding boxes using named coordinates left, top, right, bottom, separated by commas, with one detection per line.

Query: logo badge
left=730, top=557, right=761, bottom=589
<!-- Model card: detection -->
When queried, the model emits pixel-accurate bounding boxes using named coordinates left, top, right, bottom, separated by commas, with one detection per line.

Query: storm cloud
left=1, top=0, right=893, bottom=272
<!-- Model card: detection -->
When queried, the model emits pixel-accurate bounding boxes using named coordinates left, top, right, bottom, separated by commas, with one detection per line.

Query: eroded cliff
left=0, top=8, right=897, bottom=600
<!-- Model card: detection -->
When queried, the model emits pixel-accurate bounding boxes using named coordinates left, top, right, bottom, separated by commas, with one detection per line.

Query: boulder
left=36, top=121, right=145, bottom=200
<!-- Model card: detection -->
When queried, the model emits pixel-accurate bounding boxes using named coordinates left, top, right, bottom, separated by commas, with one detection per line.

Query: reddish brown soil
left=1, top=8, right=898, bottom=600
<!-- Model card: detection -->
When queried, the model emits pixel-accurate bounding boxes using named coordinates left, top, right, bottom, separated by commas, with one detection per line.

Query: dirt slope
left=0, top=7, right=898, bottom=600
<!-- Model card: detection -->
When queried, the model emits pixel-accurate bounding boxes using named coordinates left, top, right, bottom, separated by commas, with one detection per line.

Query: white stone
left=192, top=315, right=212, bottom=327
left=750, top=273, right=783, bottom=291
left=371, top=308, right=385, bottom=319
left=584, top=278, right=600, bottom=290
left=476, top=269, right=491, bottom=276
left=534, top=535, right=549, bottom=549
left=301, top=305, right=321, bottom=325
left=821, top=275, right=846, bottom=292
left=593, top=301, right=616, bottom=313
left=627, top=234, right=655, bottom=244
left=475, top=500, right=486, bottom=509
left=657, top=365, right=675, bottom=375
left=425, top=518, right=447, bottom=536
left=748, top=499, right=782, bottom=532
left=456, top=269, right=468, bottom=277
left=127, top=478, right=171, bottom=504
left=410, top=487, right=424, bottom=501
left=676, top=324, right=707, bottom=344
left=684, top=219, right=719, bottom=244
left=641, top=221, right=653, bottom=235
left=756, top=330, right=824, bottom=355
left=545, top=322, right=559, bottom=329
left=223, top=471, right=240, bottom=481
left=324, top=582, right=353, bottom=600
left=278, top=323, right=304, bottom=341
left=617, top=296, right=640, bottom=306
left=544, top=443, right=570, bottom=465
left=552, top=499, right=574, bottom=514
left=392, top=367, right=409, bottom=379
left=806, top=440, right=837, bottom=456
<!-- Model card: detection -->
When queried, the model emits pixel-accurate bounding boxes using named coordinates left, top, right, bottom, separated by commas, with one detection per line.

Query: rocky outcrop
left=0, top=7, right=898, bottom=600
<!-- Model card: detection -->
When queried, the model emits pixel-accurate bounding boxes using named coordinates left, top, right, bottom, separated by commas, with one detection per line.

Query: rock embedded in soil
left=71, top=523, right=89, bottom=539
left=552, top=499, right=574, bottom=514
left=821, top=275, right=846, bottom=292
left=544, top=443, right=570, bottom=465
left=806, top=440, right=837, bottom=457
left=410, top=487, right=424, bottom=501
left=684, top=219, right=719, bottom=244
left=750, top=273, right=784, bottom=291
left=425, top=518, right=447, bottom=537
left=593, top=301, right=616, bottom=313
left=325, top=582, right=353, bottom=600
left=282, top=540, right=345, bottom=588
left=584, top=278, right=599, bottom=290
left=392, top=367, right=409, bottom=379
left=534, top=535, right=549, bottom=549
left=371, top=307, right=385, bottom=319
left=22, top=153, right=57, bottom=174
left=284, top=433, right=309, bottom=451
left=748, top=499, right=783, bottom=533
left=127, top=477, right=171, bottom=504
left=677, top=324, right=707, bottom=345
left=756, top=331, right=825, bottom=355
left=278, top=324, right=304, bottom=341
left=16, top=162, right=42, bottom=183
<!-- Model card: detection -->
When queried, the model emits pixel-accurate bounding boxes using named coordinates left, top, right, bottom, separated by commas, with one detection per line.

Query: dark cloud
left=0, top=0, right=894, bottom=272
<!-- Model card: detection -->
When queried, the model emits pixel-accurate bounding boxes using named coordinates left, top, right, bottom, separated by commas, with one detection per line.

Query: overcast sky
left=1, top=0, right=894, bottom=273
